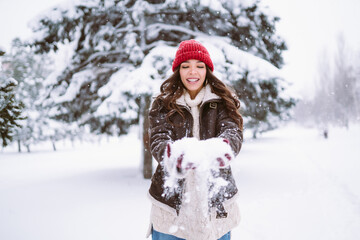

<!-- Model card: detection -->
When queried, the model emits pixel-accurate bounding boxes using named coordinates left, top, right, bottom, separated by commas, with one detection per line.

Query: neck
left=185, top=87, right=205, bottom=108
left=189, top=89, right=202, bottom=99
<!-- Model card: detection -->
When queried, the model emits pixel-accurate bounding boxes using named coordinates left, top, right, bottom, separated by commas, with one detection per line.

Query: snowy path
left=1, top=124, right=360, bottom=240
left=233, top=125, right=360, bottom=240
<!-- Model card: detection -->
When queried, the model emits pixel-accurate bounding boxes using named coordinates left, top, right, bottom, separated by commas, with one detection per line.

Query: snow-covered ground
left=1, top=123, right=359, bottom=240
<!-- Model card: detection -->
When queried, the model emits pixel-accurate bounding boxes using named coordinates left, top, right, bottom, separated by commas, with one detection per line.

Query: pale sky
left=0, top=0, right=63, bottom=49
left=0, top=0, right=359, bottom=98
left=263, top=0, right=360, bottom=97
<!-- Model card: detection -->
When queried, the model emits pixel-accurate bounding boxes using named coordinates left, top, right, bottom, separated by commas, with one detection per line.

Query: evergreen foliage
left=4, top=39, right=79, bottom=151
left=28, top=0, right=294, bottom=137
left=0, top=77, right=24, bottom=147
left=232, top=71, right=294, bottom=137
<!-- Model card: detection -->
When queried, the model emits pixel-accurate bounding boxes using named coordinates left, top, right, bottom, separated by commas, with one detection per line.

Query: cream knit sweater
left=147, top=85, right=241, bottom=240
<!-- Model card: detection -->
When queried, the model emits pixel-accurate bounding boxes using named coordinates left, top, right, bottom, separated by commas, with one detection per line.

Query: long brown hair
left=155, top=66, right=243, bottom=131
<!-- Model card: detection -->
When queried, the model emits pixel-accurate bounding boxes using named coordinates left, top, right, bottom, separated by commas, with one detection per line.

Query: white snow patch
left=1, top=123, right=360, bottom=240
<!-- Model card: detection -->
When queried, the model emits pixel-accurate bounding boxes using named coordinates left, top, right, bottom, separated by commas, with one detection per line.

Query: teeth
left=187, top=78, right=199, bottom=82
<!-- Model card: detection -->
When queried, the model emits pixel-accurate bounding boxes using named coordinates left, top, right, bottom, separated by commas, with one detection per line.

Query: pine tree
left=4, top=39, right=76, bottom=152
left=0, top=76, right=24, bottom=147
left=29, top=0, right=294, bottom=177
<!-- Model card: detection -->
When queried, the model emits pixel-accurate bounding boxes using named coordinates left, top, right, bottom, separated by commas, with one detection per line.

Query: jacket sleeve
left=148, top=98, right=175, bottom=163
left=216, top=102, right=243, bottom=156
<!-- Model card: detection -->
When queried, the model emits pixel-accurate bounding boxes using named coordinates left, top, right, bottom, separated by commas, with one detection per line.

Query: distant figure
left=146, top=40, right=243, bottom=240
left=323, top=129, right=328, bottom=139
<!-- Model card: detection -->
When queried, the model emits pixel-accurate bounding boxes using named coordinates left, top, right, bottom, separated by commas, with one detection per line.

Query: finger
left=166, top=143, right=171, bottom=158
left=216, top=157, right=226, bottom=167
left=176, top=154, right=184, bottom=168
left=224, top=153, right=232, bottom=161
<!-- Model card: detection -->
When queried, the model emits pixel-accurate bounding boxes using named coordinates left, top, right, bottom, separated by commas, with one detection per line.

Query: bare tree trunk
left=52, top=141, right=57, bottom=151
left=17, top=139, right=21, bottom=153
left=141, top=95, right=153, bottom=179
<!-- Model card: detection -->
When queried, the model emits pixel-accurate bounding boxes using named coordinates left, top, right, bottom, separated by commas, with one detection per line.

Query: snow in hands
left=164, top=138, right=234, bottom=177
left=162, top=137, right=234, bottom=218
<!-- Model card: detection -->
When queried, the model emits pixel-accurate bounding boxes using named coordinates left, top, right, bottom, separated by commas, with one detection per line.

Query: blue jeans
left=152, top=228, right=231, bottom=240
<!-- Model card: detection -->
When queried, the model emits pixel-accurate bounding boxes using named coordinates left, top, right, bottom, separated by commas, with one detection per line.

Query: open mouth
left=187, top=78, right=199, bottom=83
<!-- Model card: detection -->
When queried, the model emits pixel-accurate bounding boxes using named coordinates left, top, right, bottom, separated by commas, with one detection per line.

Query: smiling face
left=179, top=59, right=207, bottom=99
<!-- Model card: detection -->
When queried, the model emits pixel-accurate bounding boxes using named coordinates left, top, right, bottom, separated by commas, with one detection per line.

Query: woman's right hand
left=164, top=141, right=196, bottom=178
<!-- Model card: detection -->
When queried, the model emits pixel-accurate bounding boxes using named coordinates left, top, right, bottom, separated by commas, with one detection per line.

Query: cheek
left=180, top=69, right=192, bottom=82
left=200, top=70, right=207, bottom=80
left=179, top=69, right=187, bottom=79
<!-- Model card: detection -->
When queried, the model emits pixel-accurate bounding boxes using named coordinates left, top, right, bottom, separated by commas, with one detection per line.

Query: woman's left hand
left=204, top=138, right=234, bottom=169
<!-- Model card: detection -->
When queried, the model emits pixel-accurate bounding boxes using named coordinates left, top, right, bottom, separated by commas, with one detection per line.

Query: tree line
left=1, top=0, right=295, bottom=178
left=294, top=33, right=360, bottom=137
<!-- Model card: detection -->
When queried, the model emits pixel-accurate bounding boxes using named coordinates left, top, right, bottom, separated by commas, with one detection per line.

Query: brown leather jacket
left=148, top=90, right=243, bottom=217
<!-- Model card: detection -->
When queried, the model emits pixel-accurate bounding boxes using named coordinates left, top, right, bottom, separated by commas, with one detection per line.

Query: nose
left=189, top=65, right=197, bottom=74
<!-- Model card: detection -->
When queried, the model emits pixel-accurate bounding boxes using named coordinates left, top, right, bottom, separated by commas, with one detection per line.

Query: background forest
left=1, top=1, right=360, bottom=240
left=1, top=0, right=359, bottom=177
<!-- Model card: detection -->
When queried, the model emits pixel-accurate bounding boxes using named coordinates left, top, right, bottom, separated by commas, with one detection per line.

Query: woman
left=147, top=39, right=243, bottom=240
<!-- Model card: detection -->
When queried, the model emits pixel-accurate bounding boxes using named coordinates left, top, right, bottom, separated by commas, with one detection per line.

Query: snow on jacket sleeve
left=215, top=102, right=243, bottom=156
left=148, top=99, right=175, bottom=163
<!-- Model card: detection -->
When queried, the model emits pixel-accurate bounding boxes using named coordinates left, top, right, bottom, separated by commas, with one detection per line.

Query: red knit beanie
left=172, top=39, right=214, bottom=72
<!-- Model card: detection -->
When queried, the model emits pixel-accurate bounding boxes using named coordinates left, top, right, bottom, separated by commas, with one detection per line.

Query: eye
left=181, top=65, right=189, bottom=69
left=197, top=65, right=205, bottom=68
